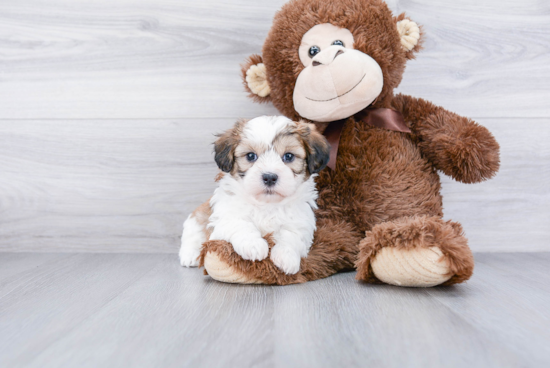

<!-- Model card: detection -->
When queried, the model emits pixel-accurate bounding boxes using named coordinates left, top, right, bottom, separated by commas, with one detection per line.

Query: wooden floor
left=1, top=252, right=549, bottom=368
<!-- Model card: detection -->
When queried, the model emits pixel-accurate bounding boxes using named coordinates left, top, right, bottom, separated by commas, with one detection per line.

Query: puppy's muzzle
left=262, top=173, right=278, bottom=187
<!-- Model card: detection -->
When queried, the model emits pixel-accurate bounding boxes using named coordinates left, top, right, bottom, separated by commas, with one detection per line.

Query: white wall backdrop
left=0, top=0, right=548, bottom=252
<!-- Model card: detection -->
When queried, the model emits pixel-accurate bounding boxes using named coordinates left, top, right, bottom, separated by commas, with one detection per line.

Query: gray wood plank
left=0, top=119, right=231, bottom=252
left=394, top=0, right=550, bottom=118
left=20, top=255, right=274, bottom=368
left=0, top=0, right=283, bottom=119
left=0, top=252, right=549, bottom=367
left=0, top=253, right=169, bottom=367
left=426, top=252, right=550, bottom=367
left=0, top=0, right=548, bottom=119
left=0, top=253, right=68, bottom=282
left=441, top=118, right=550, bottom=252
left=0, top=118, right=547, bottom=253
left=271, top=274, right=523, bottom=368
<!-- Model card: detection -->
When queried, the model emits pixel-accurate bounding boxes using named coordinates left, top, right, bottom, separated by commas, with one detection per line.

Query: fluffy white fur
left=180, top=116, right=319, bottom=274
left=208, top=170, right=317, bottom=274
left=179, top=214, right=206, bottom=267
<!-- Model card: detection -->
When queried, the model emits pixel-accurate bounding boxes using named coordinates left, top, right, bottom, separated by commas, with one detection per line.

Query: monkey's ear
left=241, top=54, right=271, bottom=102
left=395, top=14, right=423, bottom=59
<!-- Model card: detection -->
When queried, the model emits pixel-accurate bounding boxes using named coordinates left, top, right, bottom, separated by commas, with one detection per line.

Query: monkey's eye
left=282, top=153, right=295, bottom=163
left=332, top=40, right=345, bottom=47
left=246, top=152, right=258, bottom=162
left=308, top=45, right=321, bottom=58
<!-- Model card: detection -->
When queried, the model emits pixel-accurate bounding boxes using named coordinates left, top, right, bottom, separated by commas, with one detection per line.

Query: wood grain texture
left=1, top=118, right=548, bottom=253
left=1, top=2, right=547, bottom=366
left=441, top=118, right=550, bottom=252
left=0, top=0, right=282, bottom=119
left=394, top=0, right=550, bottom=118
left=0, top=119, right=229, bottom=252
left=428, top=253, right=550, bottom=367
left=0, top=0, right=548, bottom=119
left=0, top=252, right=549, bottom=367
left=0, top=253, right=168, bottom=367
left=0, top=0, right=548, bottom=253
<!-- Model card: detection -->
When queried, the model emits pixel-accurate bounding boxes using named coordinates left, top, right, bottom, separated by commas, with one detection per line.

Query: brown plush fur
left=241, top=54, right=271, bottom=104
left=394, top=12, right=425, bottom=59
left=249, top=0, right=412, bottom=119
left=201, top=0, right=500, bottom=286
left=199, top=217, right=359, bottom=285
left=355, top=215, right=474, bottom=285
left=392, top=94, right=500, bottom=183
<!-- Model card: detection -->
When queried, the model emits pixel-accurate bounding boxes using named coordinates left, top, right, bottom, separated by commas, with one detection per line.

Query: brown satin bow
left=323, top=108, right=411, bottom=170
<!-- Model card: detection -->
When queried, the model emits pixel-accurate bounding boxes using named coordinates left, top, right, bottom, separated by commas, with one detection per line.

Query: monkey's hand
left=393, top=94, right=500, bottom=184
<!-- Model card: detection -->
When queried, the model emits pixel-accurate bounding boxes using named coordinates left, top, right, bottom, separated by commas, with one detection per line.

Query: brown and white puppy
left=179, top=116, right=330, bottom=274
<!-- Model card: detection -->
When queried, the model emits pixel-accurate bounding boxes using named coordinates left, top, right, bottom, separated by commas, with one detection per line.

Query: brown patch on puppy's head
left=272, top=128, right=308, bottom=176
left=213, top=116, right=330, bottom=203
left=213, top=119, right=246, bottom=173
left=295, top=121, right=331, bottom=175
left=271, top=121, right=330, bottom=178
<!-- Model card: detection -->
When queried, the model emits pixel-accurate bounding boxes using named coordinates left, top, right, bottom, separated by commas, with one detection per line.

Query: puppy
left=179, top=116, right=330, bottom=274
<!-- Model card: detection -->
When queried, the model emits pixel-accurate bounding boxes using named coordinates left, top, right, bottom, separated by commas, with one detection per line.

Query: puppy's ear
left=214, top=120, right=244, bottom=173
left=394, top=13, right=423, bottom=60
left=297, top=121, right=331, bottom=174
left=241, top=54, right=271, bottom=103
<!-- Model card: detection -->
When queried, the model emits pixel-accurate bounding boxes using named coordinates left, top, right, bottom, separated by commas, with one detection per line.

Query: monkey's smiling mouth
left=305, top=73, right=366, bottom=102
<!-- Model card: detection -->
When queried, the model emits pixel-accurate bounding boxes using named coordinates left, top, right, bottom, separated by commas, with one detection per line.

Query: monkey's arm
left=392, top=93, right=500, bottom=184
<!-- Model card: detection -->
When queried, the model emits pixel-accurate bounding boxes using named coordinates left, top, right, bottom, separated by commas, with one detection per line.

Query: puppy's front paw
left=233, top=237, right=269, bottom=261
left=270, top=245, right=301, bottom=275
left=179, top=247, right=201, bottom=268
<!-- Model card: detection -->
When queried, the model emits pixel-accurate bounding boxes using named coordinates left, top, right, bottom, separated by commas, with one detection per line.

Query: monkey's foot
left=356, top=215, right=474, bottom=287
left=199, top=240, right=306, bottom=285
left=370, top=246, right=452, bottom=287
left=203, top=251, right=263, bottom=284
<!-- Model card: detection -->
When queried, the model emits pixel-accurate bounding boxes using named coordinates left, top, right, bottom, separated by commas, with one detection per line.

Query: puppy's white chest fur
left=209, top=174, right=317, bottom=239
left=207, top=173, right=318, bottom=274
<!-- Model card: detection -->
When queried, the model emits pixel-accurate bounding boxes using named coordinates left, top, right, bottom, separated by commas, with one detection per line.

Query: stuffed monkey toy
left=198, top=0, right=500, bottom=287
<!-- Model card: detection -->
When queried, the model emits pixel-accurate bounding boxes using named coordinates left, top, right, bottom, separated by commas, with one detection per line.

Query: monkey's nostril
left=334, top=50, right=344, bottom=59
left=312, top=61, right=322, bottom=67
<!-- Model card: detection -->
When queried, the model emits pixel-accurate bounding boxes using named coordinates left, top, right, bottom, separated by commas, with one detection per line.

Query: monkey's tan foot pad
left=203, top=251, right=264, bottom=284
left=199, top=239, right=308, bottom=285
left=371, top=246, right=452, bottom=287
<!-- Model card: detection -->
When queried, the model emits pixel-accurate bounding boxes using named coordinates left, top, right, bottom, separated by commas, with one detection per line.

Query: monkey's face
left=293, top=23, right=384, bottom=122
left=241, top=0, right=423, bottom=122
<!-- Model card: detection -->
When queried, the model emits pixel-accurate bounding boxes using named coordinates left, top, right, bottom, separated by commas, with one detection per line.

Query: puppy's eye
left=332, top=40, right=345, bottom=47
left=282, top=153, right=295, bottom=163
left=246, top=152, right=257, bottom=162
left=308, top=45, right=321, bottom=58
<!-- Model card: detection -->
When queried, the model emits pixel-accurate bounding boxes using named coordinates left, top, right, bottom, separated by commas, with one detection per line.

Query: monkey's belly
left=316, top=128, right=443, bottom=230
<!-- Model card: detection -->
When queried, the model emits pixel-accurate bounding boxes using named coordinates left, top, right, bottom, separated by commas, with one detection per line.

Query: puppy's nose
left=262, top=173, right=278, bottom=187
